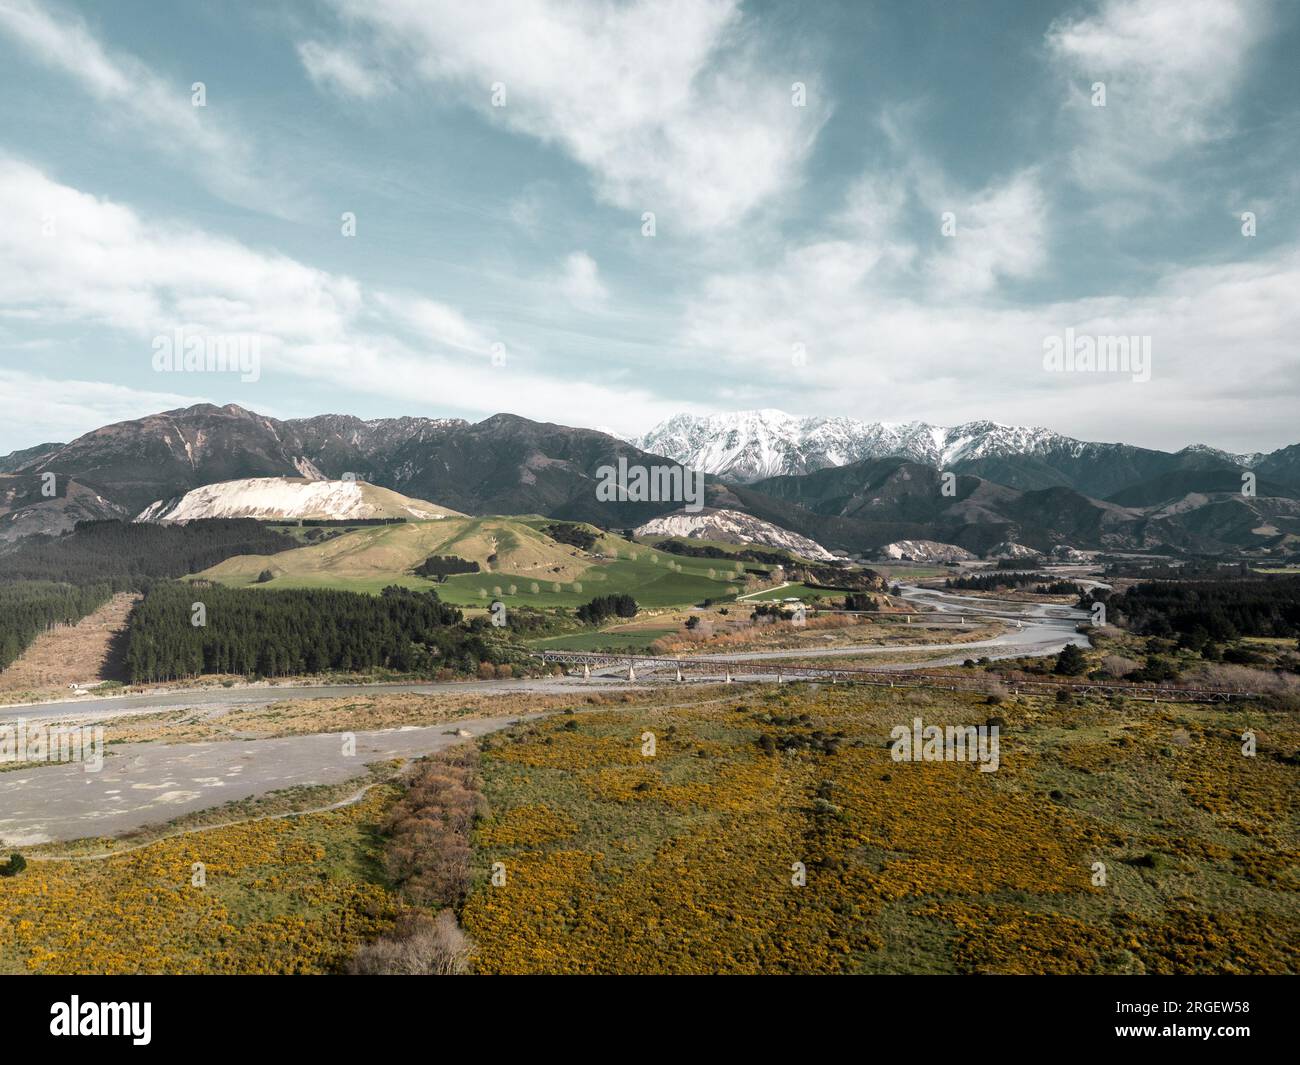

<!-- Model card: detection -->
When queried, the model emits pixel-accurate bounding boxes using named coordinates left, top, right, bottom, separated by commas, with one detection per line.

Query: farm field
left=632, top=534, right=805, bottom=562
left=739, top=582, right=841, bottom=601
left=439, top=560, right=745, bottom=609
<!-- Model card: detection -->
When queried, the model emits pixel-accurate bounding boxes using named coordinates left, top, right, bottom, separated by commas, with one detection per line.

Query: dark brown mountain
left=0, top=403, right=696, bottom=535
left=744, top=456, right=1300, bottom=557
left=1, top=403, right=1296, bottom=557
left=0, top=473, right=127, bottom=542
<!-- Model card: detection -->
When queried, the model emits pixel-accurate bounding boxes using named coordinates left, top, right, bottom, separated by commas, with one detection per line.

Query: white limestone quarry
left=134, top=477, right=459, bottom=523
left=983, top=541, right=1042, bottom=561
left=876, top=540, right=976, bottom=563
left=634, top=507, right=835, bottom=561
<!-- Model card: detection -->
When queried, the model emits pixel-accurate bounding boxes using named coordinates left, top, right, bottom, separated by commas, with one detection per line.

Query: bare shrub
left=984, top=679, right=1009, bottom=704
left=1190, top=663, right=1300, bottom=695
left=382, top=750, right=484, bottom=908
left=349, top=910, right=473, bottom=975
left=1102, top=655, right=1139, bottom=678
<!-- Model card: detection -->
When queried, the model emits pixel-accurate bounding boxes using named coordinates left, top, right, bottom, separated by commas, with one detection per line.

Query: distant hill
left=197, top=515, right=597, bottom=591
left=0, top=474, right=127, bottom=542
left=740, top=457, right=1300, bottom=558
left=194, top=516, right=754, bottom=609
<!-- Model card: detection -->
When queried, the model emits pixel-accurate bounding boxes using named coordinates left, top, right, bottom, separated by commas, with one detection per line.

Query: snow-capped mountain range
left=635, top=410, right=1262, bottom=484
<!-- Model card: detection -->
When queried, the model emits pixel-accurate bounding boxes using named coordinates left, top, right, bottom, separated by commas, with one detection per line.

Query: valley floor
left=1, top=585, right=1294, bottom=975
left=3, top=682, right=1295, bottom=974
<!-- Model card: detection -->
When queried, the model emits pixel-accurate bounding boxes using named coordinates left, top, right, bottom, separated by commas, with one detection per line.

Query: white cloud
left=0, top=369, right=203, bottom=451
left=371, top=294, right=493, bottom=355
left=1046, top=0, right=1271, bottom=189
left=0, top=159, right=687, bottom=440
left=679, top=219, right=1300, bottom=452
left=839, top=173, right=909, bottom=243
left=307, top=0, right=829, bottom=230
left=927, top=170, right=1047, bottom=296
left=0, top=157, right=362, bottom=344
left=557, top=251, right=608, bottom=306
left=297, top=40, right=393, bottom=98
left=0, top=0, right=277, bottom=211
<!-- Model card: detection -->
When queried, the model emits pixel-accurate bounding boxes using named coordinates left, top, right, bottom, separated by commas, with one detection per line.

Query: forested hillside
left=0, top=519, right=296, bottom=586
left=1100, top=575, right=1300, bottom=639
left=123, top=583, right=512, bottom=682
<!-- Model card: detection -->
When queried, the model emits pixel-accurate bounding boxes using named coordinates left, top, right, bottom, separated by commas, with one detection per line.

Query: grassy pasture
left=198, top=517, right=754, bottom=609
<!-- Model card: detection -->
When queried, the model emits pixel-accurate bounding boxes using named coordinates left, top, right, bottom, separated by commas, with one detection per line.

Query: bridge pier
left=628, top=664, right=636, bottom=681
left=676, top=663, right=683, bottom=682
left=582, top=663, right=589, bottom=680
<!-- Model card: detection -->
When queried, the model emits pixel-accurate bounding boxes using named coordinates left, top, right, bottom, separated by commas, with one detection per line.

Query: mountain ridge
left=633, top=408, right=1276, bottom=492
left=2, top=403, right=1298, bottom=558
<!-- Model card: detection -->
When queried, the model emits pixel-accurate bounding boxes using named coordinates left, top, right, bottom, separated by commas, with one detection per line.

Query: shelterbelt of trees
left=123, top=583, right=517, bottom=683
left=946, top=572, right=1079, bottom=594
left=1089, top=574, right=1300, bottom=640
left=0, top=581, right=115, bottom=671
left=0, top=519, right=296, bottom=586
left=574, top=594, right=638, bottom=625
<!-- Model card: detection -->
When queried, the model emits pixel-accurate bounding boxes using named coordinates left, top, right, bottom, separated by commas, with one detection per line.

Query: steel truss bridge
left=537, top=650, right=1250, bottom=704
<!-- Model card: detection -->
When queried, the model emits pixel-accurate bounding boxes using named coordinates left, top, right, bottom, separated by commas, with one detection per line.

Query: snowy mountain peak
left=634, top=410, right=1073, bottom=482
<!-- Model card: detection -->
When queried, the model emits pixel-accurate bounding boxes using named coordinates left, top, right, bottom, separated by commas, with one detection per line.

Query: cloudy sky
left=0, top=0, right=1297, bottom=455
